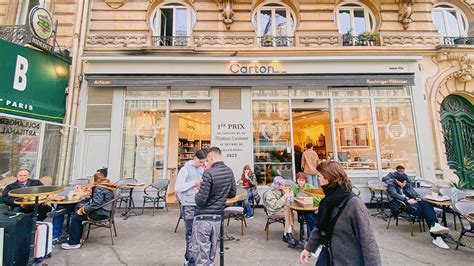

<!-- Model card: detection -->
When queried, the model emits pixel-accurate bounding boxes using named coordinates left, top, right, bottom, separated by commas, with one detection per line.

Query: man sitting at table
left=386, top=173, right=450, bottom=249
left=382, top=165, right=410, bottom=184
left=265, top=176, right=296, bottom=247
left=61, top=172, right=117, bottom=250
left=2, top=168, right=52, bottom=221
left=293, top=172, right=321, bottom=238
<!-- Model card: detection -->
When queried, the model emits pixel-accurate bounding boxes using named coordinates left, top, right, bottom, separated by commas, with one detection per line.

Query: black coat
left=195, top=161, right=236, bottom=216
left=294, top=151, right=303, bottom=174
left=2, top=179, right=44, bottom=207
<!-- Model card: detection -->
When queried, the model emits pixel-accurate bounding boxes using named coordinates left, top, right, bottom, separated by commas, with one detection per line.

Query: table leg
left=28, top=196, right=39, bottom=265
left=220, top=215, right=225, bottom=266
left=442, top=206, right=447, bottom=227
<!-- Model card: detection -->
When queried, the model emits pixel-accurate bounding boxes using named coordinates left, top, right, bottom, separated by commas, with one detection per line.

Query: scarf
left=315, top=184, right=353, bottom=242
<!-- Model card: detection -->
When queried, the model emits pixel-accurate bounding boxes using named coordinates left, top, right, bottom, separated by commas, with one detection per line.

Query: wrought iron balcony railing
left=342, top=35, right=380, bottom=46
left=443, top=37, right=474, bottom=45
left=152, top=36, right=189, bottom=47
left=258, top=36, right=294, bottom=47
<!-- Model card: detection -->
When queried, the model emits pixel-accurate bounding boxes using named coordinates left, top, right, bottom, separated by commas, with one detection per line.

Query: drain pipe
left=57, top=0, right=89, bottom=185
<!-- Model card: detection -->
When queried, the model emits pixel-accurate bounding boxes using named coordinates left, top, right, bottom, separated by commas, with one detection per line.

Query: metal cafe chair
left=141, top=179, right=170, bottom=216
left=262, top=191, right=285, bottom=241
left=453, top=201, right=474, bottom=249
left=386, top=196, right=425, bottom=237
left=81, top=196, right=121, bottom=246
left=439, top=187, right=469, bottom=230
left=174, top=199, right=183, bottom=233
left=224, top=189, right=248, bottom=236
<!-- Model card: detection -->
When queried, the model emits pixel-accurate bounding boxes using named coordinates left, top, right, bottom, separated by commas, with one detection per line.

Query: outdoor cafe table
left=50, top=196, right=83, bottom=233
left=8, top=186, right=64, bottom=265
left=119, top=184, right=145, bottom=220
left=423, top=197, right=452, bottom=227
left=225, top=191, right=244, bottom=205
left=286, top=202, right=318, bottom=248
left=368, top=184, right=389, bottom=220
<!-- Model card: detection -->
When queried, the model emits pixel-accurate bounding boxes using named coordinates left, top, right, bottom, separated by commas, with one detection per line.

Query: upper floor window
left=335, top=3, right=375, bottom=36
left=252, top=3, right=296, bottom=47
left=150, top=2, right=196, bottom=46
left=432, top=4, right=468, bottom=38
left=16, top=0, right=47, bottom=25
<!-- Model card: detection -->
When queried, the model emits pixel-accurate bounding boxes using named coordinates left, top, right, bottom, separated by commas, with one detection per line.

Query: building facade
left=74, top=0, right=473, bottom=197
left=0, top=0, right=84, bottom=184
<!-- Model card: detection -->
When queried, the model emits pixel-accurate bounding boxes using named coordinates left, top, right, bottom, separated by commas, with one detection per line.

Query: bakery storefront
left=77, top=55, right=436, bottom=198
left=0, top=39, right=72, bottom=183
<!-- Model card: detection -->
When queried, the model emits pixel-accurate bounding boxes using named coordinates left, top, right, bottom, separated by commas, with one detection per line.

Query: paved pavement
left=48, top=207, right=474, bottom=266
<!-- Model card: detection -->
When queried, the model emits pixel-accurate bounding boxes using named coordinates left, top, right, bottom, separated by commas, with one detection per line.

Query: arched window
left=150, top=2, right=196, bottom=46
left=432, top=4, right=468, bottom=38
left=335, top=3, right=375, bottom=36
left=252, top=3, right=296, bottom=47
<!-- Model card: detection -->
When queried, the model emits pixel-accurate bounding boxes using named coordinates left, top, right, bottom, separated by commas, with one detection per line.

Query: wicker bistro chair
left=439, top=187, right=469, bottom=231
left=262, top=191, right=285, bottom=241
left=80, top=196, right=121, bottom=247
left=224, top=190, right=248, bottom=236
left=453, top=201, right=474, bottom=249
left=141, top=179, right=170, bottom=215
left=115, top=178, right=137, bottom=209
left=174, top=200, right=183, bottom=233
left=386, top=198, right=426, bottom=237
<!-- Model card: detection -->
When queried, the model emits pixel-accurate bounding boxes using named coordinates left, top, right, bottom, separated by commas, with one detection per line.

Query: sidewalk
left=49, top=208, right=474, bottom=265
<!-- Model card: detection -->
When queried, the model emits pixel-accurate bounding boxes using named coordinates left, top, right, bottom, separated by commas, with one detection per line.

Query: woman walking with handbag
left=300, top=161, right=381, bottom=266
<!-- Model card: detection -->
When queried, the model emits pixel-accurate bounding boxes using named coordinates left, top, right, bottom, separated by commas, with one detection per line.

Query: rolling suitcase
left=0, top=213, right=33, bottom=266
left=34, top=221, right=53, bottom=262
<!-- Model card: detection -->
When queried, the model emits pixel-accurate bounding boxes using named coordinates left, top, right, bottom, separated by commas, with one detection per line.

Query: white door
left=81, top=131, right=110, bottom=179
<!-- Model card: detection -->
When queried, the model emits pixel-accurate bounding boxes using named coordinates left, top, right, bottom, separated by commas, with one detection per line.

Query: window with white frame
left=16, top=0, right=47, bottom=25
left=335, top=3, right=375, bottom=36
left=432, top=4, right=468, bottom=37
left=150, top=2, right=196, bottom=46
left=252, top=3, right=296, bottom=47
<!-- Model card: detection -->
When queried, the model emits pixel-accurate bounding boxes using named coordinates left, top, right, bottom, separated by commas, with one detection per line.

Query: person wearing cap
left=386, top=173, right=450, bottom=249
left=382, top=165, right=409, bottom=184
left=264, top=175, right=296, bottom=247
left=175, top=149, right=207, bottom=265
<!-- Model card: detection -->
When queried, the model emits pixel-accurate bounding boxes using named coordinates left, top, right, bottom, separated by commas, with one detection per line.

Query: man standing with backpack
left=191, top=147, right=236, bottom=265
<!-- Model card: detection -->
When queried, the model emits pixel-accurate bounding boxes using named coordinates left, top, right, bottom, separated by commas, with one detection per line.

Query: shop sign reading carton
left=229, top=63, right=286, bottom=74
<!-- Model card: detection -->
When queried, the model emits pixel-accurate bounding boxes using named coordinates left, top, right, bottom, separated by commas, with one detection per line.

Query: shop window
left=253, top=100, right=292, bottom=185
left=252, top=3, right=296, bottom=47
left=334, top=98, right=377, bottom=171
left=432, top=4, right=469, bottom=45
left=335, top=3, right=376, bottom=46
left=291, top=87, right=328, bottom=98
left=252, top=87, right=289, bottom=97
left=375, top=98, right=419, bottom=175
left=126, top=87, right=168, bottom=98
left=85, top=88, right=113, bottom=129
left=122, top=100, right=166, bottom=184
left=150, top=2, right=196, bottom=47
left=170, top=88, right=210, bottom=98
left=16, top=0, right=47, bottom=25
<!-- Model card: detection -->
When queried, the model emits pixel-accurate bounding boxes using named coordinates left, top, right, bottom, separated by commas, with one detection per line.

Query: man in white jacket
left=175, top=149, right=207, bottom=265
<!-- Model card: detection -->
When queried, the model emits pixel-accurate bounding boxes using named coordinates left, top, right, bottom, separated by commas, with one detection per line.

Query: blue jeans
left=53, top=214, right=65, bottom=239
left=306, top=174, right=319, bottom=187
left=243, top=189, right=254, bottom=217
left=305, top=212, right=316, bottom=239
left=406, top=201, right=438, bottom=228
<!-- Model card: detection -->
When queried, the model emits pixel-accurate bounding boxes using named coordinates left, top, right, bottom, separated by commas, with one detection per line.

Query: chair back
left=115, top=178, right=137, bottom=186
left=145, top=179, right=170, bottom=196
left=0, top=176, right=17, bottom=187
left=368, top=180, right=387, bottom=187
left=453, top=201, right=474, bottom=224
left=414, top=188, right=433, bottom=197
left=439, top=187, right=468, bottom=201
left=68, top=178, right=90, bottom=186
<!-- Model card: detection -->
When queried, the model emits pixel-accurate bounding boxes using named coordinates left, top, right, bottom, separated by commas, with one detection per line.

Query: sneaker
left=246, top=215, right=254, bottom=219
left=282, top=234, right=288, bottom=243
left=429, top=223, right=449, bottom=235
left=61, top=243, right=81, bottom=250
left=432, top=236, right=449, bottom=249
left=286, top=233, right=296, bottom=247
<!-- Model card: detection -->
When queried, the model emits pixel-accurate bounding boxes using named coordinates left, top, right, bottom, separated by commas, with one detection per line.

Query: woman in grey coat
left=300, top=161, right=381, bottom=266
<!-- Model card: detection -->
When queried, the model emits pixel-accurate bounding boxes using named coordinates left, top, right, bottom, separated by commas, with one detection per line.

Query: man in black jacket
left=2, top=169, right=51, bottom=221
left=386, top=173, right=450, bottom=249
left=191, top=147, right=236, bottom=265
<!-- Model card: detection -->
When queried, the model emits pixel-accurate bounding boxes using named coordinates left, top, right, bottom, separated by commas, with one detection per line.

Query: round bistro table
left=9, top=186, right=64, bottom=265
left=286, top=202, right=318, bottom=248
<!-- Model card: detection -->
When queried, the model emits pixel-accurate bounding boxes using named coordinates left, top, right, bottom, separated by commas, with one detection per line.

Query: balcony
left=342, top=34, right=380, bottom=47
left=443, top=37, right=474, bottom=45
left=152, top=36, right=189, bottom=47
left=258, top=36, right=294, bottom=47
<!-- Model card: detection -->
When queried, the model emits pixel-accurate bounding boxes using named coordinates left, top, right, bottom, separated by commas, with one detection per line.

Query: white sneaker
left=429, top=223, right=449, bottom=235
left=432, top=237, right=449, bottom=250
left=61, top=243, right=81, bottom=250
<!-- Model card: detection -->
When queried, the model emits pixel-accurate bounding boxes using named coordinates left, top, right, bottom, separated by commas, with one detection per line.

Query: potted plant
left=358, top=31, right=380, bottom=46
left=453, top=37, right=468, bottom=45
left=342, top=29, right=353, bottom=46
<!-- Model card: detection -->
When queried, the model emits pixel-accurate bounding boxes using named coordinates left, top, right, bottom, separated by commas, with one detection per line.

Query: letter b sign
left=13, top=55, right=28, bottom=91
